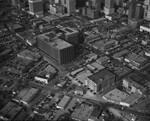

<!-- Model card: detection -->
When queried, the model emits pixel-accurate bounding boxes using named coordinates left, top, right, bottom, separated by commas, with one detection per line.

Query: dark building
left=85, top=69, right=115, bottom=93
left=28, top=0, right=43, bottom=16
left=135, top=4, right=144, bottom=19
left=82, top=0, right=101, bottom=19
left=104, top=0, right=115, bottom=15
left=37, top=32, right=74, bottom=64
left=61, top=27, right=79, bottom=44
left=128, top=0, right=137, bottom=20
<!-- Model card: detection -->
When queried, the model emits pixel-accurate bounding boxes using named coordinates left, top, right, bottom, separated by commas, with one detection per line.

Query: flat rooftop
left=37, top=32, right=72, bottom=49
left=61, top=27, right=78, bottom=35
left=17, top=49, right=41, bottom=60
left=103, top=88, right=129, bottom=102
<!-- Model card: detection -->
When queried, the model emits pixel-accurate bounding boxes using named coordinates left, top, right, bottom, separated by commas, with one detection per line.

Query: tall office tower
left=104, top=0, right=115, bottom=15
left=61, top=0, right=76, bottom=15
left=82, top=0, right=101, bottom=19
left=91, top=0, right=101, bottom=10
left=28, top=0, right=43, bottom=16
left=115, top=0, right=123, bottom=7
left=135, top=4, right=144, bottom=19
left=128, top=0, right=137, bottom=20
left=143, top=0, right=150, bottom=21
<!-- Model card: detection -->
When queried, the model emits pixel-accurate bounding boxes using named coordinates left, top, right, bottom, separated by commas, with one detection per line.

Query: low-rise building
left=71, top=103, right=93, bottom=121
left=15, top=88, right=40, bottom=104
left=96, top=56, right=110, bottom=65
left=5, top=57, right=34, bottom=74
left=123, top=74, right=148, bottom=95
left=124, top=53, right=139, bottom=63
left=85, top=69, right=115, bottom=93
left=34, top=64, right=57, bottom=85
left=76, top=70, right=93, bottom=85
left=89, top=105, right=103, bottom=121
left=10, top=24, right=24, bottom=33
left=0, top=102, right=22, bottom=120
left=86, top=53, right=98, bottom=63
left=70, top=68, right=84, bottom=77
left=65, top=98, right=78, bottom=113
left=17, top=49, right=41, bottom=61
left=130, top=56, right=148, bottom=69
left=113, top=49, right=129, bottom=61
left=121, top=112, right=137, bottom=121
left=145, top=49, right=150, bottom=57
left=57, top=95, right=71, bottom=109
left=100, top=39, right=118, bottom=52
left=103, top=88, right=129, bottom=104
left=122, top=92, right=142, bottom=107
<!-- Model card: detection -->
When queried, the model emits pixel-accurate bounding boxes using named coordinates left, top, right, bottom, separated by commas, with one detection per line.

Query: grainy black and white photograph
left=0, top=0, right=150, bottom=121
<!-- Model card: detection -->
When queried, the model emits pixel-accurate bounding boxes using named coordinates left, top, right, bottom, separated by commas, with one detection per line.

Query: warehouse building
left=0, top=102, right=22, bottom=120
left=15, top=87, right=40, bottom=104
left=86, top=53, right=98, bottom=63
left=57, top=95, right=71, bottom=109
left=124, top=53, right=139, bottom=63
left=140, top=25, right=150, bottom=33
left=71, top=103, right=93, bottom=121
left=96, top=56, right=110, bottom=65
left=113, top=49, right=130, bottom=61
left=6, top=57, right=34, bottom=74
left=76, top=70, right=93, bottom=85
left=130, top=56, right=148, bottom=69
left=37, top=32, right=74, bottom=64
left=90, top=62, right=105, bottom=71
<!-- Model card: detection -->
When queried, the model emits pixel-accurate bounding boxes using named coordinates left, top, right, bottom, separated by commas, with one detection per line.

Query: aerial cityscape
left=0, top=0, right=150, bottom=121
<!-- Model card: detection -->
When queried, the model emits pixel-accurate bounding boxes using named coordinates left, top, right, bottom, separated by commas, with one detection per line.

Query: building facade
left=28, top=0, right=43, bottom=16
left=37, top=32, right=74, bottom=64
left=61, top=0, right=76, bottom=15
left=104, top=0, right=115, bottom=15
left=85, top=69, right=115, bottom=93
left=123, top=77, right=147, bottom=95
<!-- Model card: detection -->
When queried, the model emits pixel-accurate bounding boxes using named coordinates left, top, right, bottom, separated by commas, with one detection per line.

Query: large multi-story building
left=37, top=32, right=74, bottom=64
left=61, top=27, right=79, bottom=44
left=85, top=69, right=115, bottom=93
left=82, top=0, right=101, bottom=19
left=143, top=0, right=150, bottom=21
left=28, top=0, right=43, bottom=16
left=61, top=0, right=76, bottom=15
left=104, top=0, right=115, bottom=15
left=128, top=0, right=144, bottom=27
left=123, top=74, right=148, bottom=95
